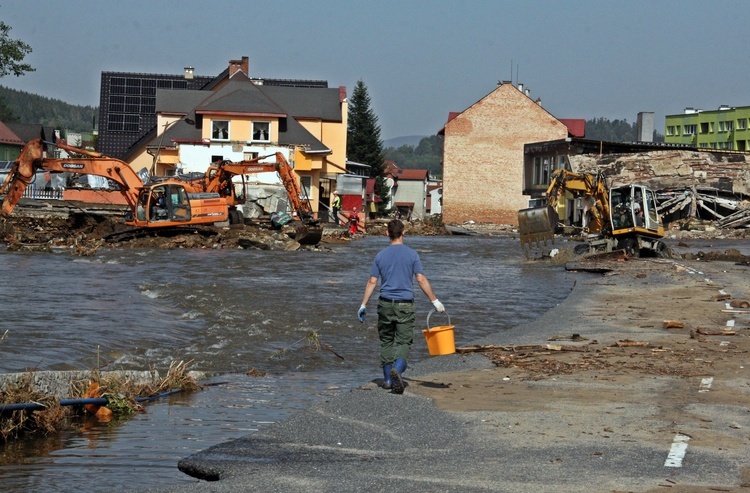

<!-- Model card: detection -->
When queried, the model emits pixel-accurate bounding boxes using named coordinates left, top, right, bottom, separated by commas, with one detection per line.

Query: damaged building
left=523, top=138, right=750, bottom=230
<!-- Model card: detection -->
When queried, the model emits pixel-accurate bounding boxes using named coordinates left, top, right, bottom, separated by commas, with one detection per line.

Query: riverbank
left=155, top=254, right=750, bottom=493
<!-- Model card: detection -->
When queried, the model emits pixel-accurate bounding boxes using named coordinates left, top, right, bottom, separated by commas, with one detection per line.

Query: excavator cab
left=609, top=185, right=663, bottom=235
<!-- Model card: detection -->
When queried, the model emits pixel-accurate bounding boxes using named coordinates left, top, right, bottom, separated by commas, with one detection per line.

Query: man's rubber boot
left=390, top=358, right=407, bottom=394
left=382, top=364, right=393, bottom=389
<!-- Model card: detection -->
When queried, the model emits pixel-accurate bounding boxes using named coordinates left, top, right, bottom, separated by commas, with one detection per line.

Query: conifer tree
left=347, top=80, right=390, bottom=215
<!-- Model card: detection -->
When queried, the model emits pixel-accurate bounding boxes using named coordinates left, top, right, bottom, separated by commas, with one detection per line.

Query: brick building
left=438, top=82, right=569, bottom=225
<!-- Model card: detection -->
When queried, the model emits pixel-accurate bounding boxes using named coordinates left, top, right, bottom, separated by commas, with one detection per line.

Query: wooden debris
left=730, top=300, right=750, bottom=309
left=663, top=320, right=685, bottom=329
left=696, top=328, right=737, bottom=336
left=712, top=294, right=731, bottom=302
left=610, top=340, right=650, bottom=347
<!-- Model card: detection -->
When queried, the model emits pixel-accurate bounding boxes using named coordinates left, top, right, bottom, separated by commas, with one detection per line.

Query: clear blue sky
left=1, top=0, right=748, bottom=141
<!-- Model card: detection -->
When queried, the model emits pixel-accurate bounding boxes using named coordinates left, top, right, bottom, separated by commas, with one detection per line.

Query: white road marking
left=727, top=319, right=735, bottom=328
left=719, top=289, right=727, bottom=295
left=698, top=377, right=713, bottom=392
left=665, top=434, right=691, bottom=467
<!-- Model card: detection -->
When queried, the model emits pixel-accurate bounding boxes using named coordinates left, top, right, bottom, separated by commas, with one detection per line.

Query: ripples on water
left=0, top=235, right=574, bottom=491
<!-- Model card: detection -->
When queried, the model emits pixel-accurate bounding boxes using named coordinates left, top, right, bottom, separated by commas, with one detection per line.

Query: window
left=300, top=175, right=312, bottom=201
left=243, top=152, right=259, bottom=160
left=211, top=155, right=223, bottom=163
left=700, top=123, right=709, bottom=134
left=683, top=124, right=696, bottom=135
left=533, top=157, right=542, bottom=185
left=557, top=155, right=566, bottom=169
left=667, top=126, right=675, bottom=136
left=252, top=122, right=270, bottom=142
left=726, top=121, right=734, bottom=132
left=738, top=119, right=747, bottom=130
left=212, top=120, right=229, bottom=140
left=719, top=121, right=726, bottom=132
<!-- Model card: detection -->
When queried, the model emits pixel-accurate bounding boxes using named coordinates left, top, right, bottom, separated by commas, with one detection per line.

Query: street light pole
left=150, top=117, right=194, bottom=176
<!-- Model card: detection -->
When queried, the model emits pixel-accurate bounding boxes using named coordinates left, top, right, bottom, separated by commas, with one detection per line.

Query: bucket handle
left=426, top=309, right=451, bottom=332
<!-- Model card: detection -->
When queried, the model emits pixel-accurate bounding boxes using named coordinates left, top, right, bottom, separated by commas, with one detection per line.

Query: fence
left=20, top=187, right=65, bottom=201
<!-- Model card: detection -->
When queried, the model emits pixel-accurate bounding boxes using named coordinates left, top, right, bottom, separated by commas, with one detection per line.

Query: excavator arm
left=518, top=169, right=611, bottom=249
left=1, top=139, right=143, bottom=216
left=197, top=152, right=315, bottom=220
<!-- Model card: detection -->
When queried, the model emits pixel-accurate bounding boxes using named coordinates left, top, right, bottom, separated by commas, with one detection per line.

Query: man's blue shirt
left=370, top=244, right=424, bottom=300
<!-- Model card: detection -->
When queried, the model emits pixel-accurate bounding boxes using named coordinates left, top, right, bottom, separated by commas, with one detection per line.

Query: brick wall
left=442, top=83, right=568, bottom=225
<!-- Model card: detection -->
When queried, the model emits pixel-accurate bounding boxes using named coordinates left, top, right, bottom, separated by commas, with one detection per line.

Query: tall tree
left=347, top=80, right=390, bottom=215
left=0, top=20, right=34, bottom=122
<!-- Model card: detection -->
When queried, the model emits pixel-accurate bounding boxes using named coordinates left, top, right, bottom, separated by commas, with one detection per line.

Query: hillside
left=0, top=85, right=97, bottom=133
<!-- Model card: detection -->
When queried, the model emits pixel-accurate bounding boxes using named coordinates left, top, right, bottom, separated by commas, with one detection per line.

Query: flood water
left=0, top=235, right=575, bottom=491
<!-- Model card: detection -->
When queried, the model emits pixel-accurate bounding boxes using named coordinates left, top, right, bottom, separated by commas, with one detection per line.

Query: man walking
left=357, top=219, right=445, bottom=394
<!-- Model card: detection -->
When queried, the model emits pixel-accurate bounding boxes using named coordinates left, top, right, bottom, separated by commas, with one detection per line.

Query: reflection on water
left=0, top=236, right=573, bottom=491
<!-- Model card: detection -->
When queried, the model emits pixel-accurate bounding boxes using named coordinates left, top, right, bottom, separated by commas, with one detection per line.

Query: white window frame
left=212, top=120, right=230, bottom=141
left=252, top=121, right=270, bottom=142
left=683, top=124, right=696, bottom=135
left=300, top=175, right=312, bottom=200
left=738, top=118, right=747, bottom=130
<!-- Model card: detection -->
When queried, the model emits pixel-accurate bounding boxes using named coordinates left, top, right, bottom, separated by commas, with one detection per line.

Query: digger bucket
left=293, top=223, right=323, bottom=245
left=518, top=205, right=558, bottom=249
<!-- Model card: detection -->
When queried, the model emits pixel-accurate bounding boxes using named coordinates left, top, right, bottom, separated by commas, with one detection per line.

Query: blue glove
left=357, top=305, right=367, bottom=323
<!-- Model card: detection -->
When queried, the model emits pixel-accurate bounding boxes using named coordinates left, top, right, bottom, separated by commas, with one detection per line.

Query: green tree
left=0, top=21, right=33, bottom=79
left=0, top=20, right=33, bottom=123
left=347, top=80, right=390, bottom=215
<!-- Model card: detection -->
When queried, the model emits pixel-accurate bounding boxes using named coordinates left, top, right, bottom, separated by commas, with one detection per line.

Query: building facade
left=665, top=105, right=750, bottom=151
left=103, top=57, right=348, bottom=220
left=439, top=82, right=570, bottom=225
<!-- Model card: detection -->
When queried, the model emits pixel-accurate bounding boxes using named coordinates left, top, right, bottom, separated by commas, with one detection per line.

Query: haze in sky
left=1, top=1, right=747, bottom=141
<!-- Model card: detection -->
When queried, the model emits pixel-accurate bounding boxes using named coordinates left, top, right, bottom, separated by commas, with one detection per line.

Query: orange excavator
left=0, top=139, right=229, bottom=235
left=180, top=152, right=322, bottom=244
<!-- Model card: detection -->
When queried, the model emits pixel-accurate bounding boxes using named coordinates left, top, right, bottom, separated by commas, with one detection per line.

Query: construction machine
left=180, top=152, right=322, bottom=245
left=518, top=169, right=668, bottom=257
left=0, top=139, right=229, bottom=235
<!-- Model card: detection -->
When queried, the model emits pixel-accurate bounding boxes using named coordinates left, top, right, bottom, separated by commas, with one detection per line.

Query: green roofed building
left=665, top=105, right=750, bottom=151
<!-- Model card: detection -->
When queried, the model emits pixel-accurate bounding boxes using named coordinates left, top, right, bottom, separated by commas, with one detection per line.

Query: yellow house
left=124, top=57, right=348, bottom=221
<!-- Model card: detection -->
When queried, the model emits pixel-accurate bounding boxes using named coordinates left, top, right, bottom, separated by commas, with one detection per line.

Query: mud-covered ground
left=0, top=208, right=448, bottom=255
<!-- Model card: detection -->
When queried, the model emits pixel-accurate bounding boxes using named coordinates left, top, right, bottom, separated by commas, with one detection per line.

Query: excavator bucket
left=518, top=205, right=558, bottom=249
left=293, top=223, right=323, bottom=245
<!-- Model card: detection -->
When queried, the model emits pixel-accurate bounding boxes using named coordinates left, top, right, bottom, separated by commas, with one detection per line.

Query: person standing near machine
left=357, top=219, right=445, bottom=394
left=331, top=190, right=341, bottom=225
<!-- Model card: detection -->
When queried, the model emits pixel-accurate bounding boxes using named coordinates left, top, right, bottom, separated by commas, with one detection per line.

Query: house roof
left=559, top=119, right=586, bottom=138
left=5, top=123, right=55, bottom=143
left=392, top=168, right=428, bottom=180
left=0, top=122, right=23, bottom=145
left=438, top=82, right=565, bottom=136
left=130, top=71, right=339, bottom=158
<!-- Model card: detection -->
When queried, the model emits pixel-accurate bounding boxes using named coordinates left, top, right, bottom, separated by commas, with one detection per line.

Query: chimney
left=535, top=97, right=542, bottom=106
left=229, top=56, right=250, bottom=78
left=184, top=66, right=194, bottom=79
left=518, top=83, right=524, bottom=92
left=636, top=112, right=654, bottom=142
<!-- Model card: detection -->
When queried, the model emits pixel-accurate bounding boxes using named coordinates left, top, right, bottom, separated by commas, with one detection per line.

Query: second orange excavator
left=179, top=152, right=322, bottom=244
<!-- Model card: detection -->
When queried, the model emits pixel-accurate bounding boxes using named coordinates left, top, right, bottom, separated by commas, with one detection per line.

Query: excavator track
left=103, top=225, right=219, bottom=243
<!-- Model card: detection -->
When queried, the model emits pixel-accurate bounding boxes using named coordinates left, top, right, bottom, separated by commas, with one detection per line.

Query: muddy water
left=0, top=235, right=574, bottom=491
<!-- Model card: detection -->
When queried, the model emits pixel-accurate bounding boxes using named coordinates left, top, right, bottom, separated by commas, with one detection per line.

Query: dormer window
left=252, top=122, right=270, bottom=142
left=212, top=120, right=229, bottom=141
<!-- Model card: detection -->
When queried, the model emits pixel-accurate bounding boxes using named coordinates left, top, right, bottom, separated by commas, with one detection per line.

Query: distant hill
left=0, top=85, right=97, bottom=133
left=384, top=135, right=428, bottom=149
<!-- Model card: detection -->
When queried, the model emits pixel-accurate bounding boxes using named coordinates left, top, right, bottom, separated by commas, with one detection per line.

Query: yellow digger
left=518, top=169, right=668, bottom=257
